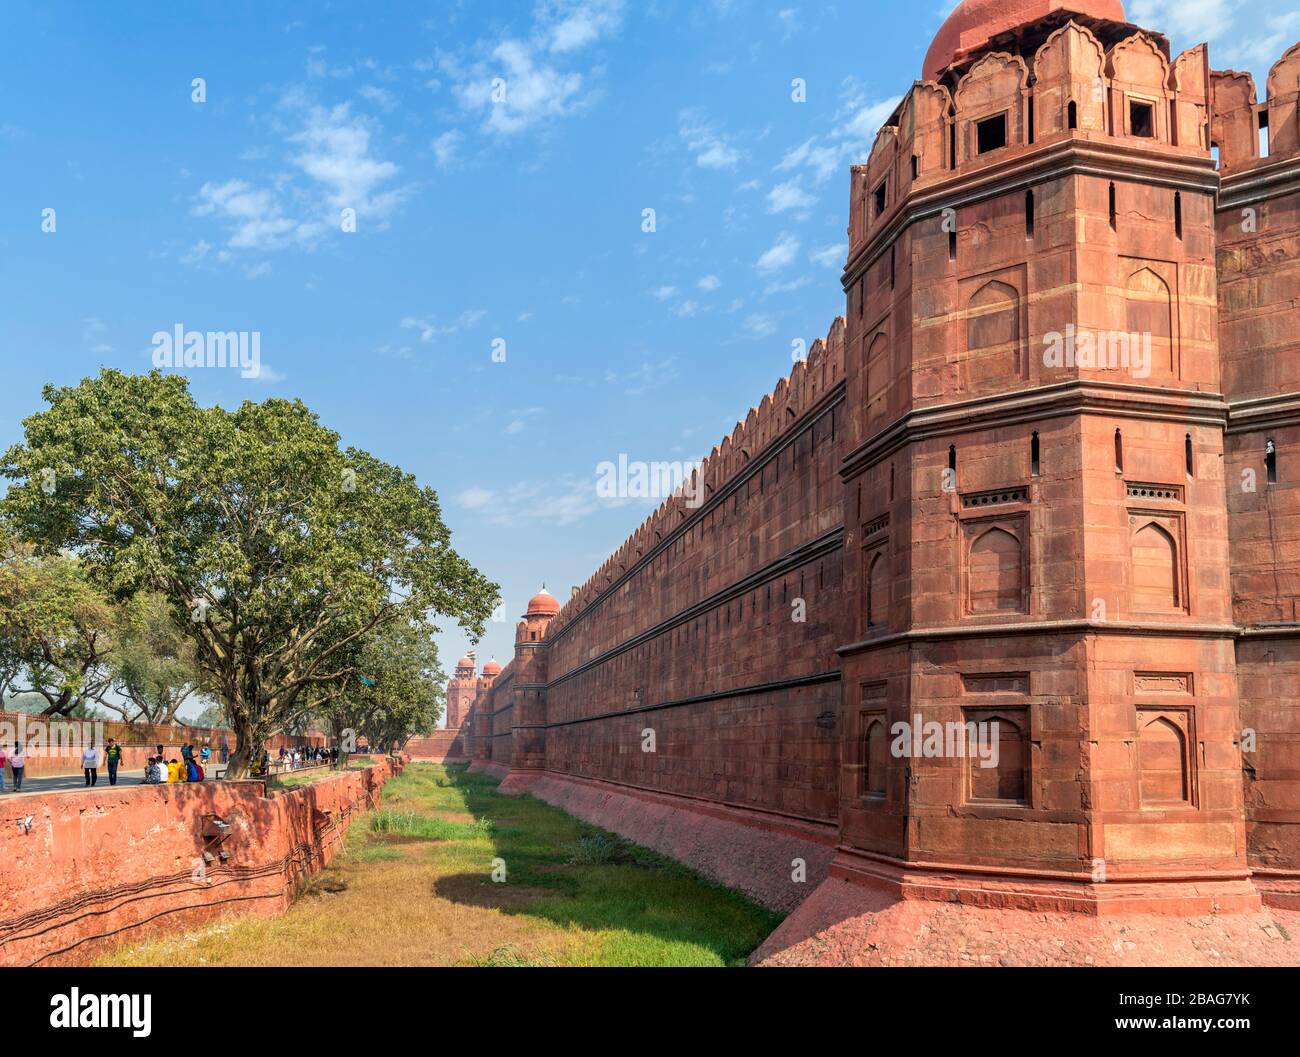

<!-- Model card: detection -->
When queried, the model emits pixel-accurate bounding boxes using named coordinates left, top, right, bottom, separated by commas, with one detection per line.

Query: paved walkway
left=2, top=760, right=335, bottom=796
left=2, top=768, right=150, bottom=794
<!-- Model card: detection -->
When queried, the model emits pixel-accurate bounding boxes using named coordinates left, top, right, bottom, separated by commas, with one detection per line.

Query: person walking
left=0, top=744, right=7, bottom=792
left=10, top=744, right=26, bottom=792
left=219, top=738, right=229, bottom=765
left=82, top=743, right=100, bottom=786
left=104, top=738, right=123, bottom=786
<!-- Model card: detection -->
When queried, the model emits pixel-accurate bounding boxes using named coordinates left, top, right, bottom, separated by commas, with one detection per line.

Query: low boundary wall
left=0, top=756, right=400, bottom=966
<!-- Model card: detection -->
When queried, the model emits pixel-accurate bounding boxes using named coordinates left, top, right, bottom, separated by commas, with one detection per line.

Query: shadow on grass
left=419, top=763, right=783, bottom=966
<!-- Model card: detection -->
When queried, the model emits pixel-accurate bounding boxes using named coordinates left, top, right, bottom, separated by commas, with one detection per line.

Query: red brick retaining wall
left=0, top=757, right=398, bottom=966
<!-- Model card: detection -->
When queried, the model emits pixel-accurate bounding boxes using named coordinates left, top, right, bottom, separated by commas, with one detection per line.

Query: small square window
left=976, top=114, right=1007, bottom=154
left=1130, top=100, right=1155, bottom=138
left=874, top=180, right=887, bottom=217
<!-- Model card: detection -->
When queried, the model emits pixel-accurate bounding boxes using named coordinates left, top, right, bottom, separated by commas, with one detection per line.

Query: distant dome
left=455, top=655, right=475, bottom=669
left=924, top=0, right=1126, bottom=81
left=526, top=587, right=561, bottom=617
left=482, top=658, right=502, bottom=676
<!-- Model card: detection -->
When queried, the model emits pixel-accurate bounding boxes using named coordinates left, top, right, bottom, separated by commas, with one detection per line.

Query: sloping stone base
left=495, top=769, right=836, bottom=912
left=753, top=876, right=1300, bottom=966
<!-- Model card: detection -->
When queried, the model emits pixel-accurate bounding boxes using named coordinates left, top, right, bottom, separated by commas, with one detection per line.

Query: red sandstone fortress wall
left=446, top=5, right=1300, bottom=926
left=539, top=323, right=847, bottom=824
left=0, top=757, right=398, bottom=966
left=1214, top=43, right=1300, bottom=904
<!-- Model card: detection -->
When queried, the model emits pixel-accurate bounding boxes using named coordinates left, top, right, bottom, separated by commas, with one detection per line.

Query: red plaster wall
left=0, top=758, right=397, bottom=966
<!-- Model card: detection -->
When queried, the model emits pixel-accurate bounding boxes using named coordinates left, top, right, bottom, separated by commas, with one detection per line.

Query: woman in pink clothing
left=9, top=743, right=26, bottom=792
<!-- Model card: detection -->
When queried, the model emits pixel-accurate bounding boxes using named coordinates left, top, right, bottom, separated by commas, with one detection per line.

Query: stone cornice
left=841, top=380, right=1229, bottom=478
left=845, top=138, right=1220, bottom=285
left=1217, top=155, right=1300, bottom=212
left=838, top=619, right=1241, bottom=657
left=1225, top=392, right=1300, bottom=435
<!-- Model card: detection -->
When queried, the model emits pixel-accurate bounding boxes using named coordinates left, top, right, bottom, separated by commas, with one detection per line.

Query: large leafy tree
left=0, top=535, right=119, bottom=716
left=313, top=619, right=445, bottom=758
left=102, top=592, right=209, bottom=725
left=2, top=370, right=497, bottom=775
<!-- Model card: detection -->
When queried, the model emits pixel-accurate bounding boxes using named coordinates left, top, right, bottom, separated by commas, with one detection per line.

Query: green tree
left=102, top=592, right=209, bottom=724
left=314, top=619, right=444, bottom=759
left=2, top=370, right=497, bottom=775
left=0, top=535, right=119, bottom=716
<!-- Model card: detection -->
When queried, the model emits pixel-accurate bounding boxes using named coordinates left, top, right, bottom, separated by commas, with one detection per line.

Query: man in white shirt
left=82, top=744, right=100, bottom=787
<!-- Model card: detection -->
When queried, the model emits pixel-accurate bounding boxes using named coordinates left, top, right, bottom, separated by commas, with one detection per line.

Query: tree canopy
left=2, top=369, right=497, bottom=773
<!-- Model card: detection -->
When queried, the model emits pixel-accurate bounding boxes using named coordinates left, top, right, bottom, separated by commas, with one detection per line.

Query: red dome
left=455, top=655, right=475, bottom=669
left=526, top=587, right=561, bottom=617
left=482, top=658, right=502, bottom=676
left=924, top=0, right=1126, bottom=81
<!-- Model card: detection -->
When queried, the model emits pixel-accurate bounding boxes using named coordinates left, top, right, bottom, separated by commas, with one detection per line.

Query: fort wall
left=0, top=757, right=398, bottom=966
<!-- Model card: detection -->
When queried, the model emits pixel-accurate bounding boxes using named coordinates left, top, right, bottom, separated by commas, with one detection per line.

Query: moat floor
left=97, top=763, right=780, bottom=968
left=754, top=877, right=1300, bottom=967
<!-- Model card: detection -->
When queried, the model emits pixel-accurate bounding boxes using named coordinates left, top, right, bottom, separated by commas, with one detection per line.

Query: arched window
left=1132, top=521, right=1180, bottom=610
left=966, top=279, right=1021, bottom=385
left=866, top=550, right=889, bottom=629
left=1139, top=713, right=1190, bottom=805
left=1125, top=267, right=1174, bottom=375
left=866, top=333, right=889, bottom=423
left=968, top=526, right=1024, bottom=613
left=863, top=716, right=888, bottom=797
left=969, top=713, right=1027, bottom=802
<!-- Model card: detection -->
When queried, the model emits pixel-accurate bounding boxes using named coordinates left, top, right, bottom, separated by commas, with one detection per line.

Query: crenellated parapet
left=1211, top=42, right=1300, bottom=173
left=850, top=20, right=1213, bottom=263
left=546, top=315, right=846, bottom=638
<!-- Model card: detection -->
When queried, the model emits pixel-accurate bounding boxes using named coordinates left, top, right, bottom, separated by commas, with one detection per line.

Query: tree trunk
left=224, top=710, right=273, bottom=779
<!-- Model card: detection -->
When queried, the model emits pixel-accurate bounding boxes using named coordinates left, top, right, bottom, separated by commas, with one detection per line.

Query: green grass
left=98, top=761, right=783, bottom=967
left=404, top=763, right=784, bottom=966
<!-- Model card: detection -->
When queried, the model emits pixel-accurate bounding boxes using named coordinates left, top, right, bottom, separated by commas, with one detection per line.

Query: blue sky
left=0, top=0, right=1293, bottom=720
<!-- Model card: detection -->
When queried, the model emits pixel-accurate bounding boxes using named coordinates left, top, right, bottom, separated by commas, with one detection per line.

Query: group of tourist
left=0, top=743, right=27, bottom=792
left=0, top=734, right=340, bottom=791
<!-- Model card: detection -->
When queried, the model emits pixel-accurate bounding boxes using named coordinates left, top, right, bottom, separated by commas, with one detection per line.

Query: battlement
left=547, top=315, right=846, bottom=636
left=851, top=21, right=1214, bottom=258
left=1211, top=42, right=1300, bottom=173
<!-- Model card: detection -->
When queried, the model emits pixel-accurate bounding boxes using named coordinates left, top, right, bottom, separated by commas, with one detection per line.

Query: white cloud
left=181, top=240, right=212, bottom=266
left=290, top=103, right=404, bottom=218
left=697, top=274, right=721, bottom=291
left=755, top=232, right=800, bottom=273
left=358, top=84, right=398, bottom=111
left=810, top=242, right=845, bottom=267
left=458, top=486, right=496, bottom=510
left=649, top=285, right=678, bottom=301
left=191, top=99, right=404, bottom=254
left=432, top=129, right=464, bottom=169
left=245, top=361, right=287, bottom=384
left=542, top=0, right=625, bottom=53
left=1129, top=0, right=1237, bottom=43
left=766, top=178, right=817, bottom=213
left=459, top=477, right=604, bottom=527
left=192, top=180, right=306, bottom=251
left=679, top=109, right=743, bottom=170
left=775, top=90, right=902, bottom=188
